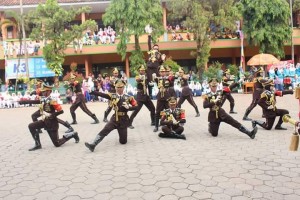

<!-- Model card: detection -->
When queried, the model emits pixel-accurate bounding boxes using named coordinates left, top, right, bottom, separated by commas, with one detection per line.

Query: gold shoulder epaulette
left=260, top=92, right=267, bottom=99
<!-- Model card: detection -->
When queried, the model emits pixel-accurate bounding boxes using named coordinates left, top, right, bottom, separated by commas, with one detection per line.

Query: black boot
left=151, top=114, right=155, bottom=126
left=195, top=107, right=200, bottom=117
left=153, top=116, right=159, bottom=132
left=29, top=131, right=42, bottom=151
left=171, top=131, right=186, bottom=140
left=128, top=125, right=134, bottom=129
left=85, top=135, right=105, bottom=152
left=239, top=125, right=257, bottom=139
left=91, top=114, right=100, bottom=124
left=252, top=120, right=265, bottom=128
left=103, top=111, right=108, bottom=122
left=275, top=125, right=287, bottom=130
left=71, top=113, right=77, bottom=124
left=63, top=132, right=80, bottom=143
left=65, top=121, right=74, bottom=133
left=243, top=109, right=251, bottom=121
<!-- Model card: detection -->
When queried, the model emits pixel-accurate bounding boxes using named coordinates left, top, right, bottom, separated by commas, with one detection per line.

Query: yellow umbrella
left=247, top=53, right=280, bottom=66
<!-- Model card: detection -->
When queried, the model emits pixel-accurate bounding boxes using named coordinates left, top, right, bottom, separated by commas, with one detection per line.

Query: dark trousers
left=98, top=121, right=128, bottom=144
left=222, top=92, right=235, bottom=111
left=31, top=110, right=69, bottom=128
left=162, top=125, right=184, bottom=135
left=70, top=94, right=94, bottom=120
left=260, top=109, right=289, bottom=130
left=28, top=120, right=68, bottom=147
left=208, top=113, right=241, bottom=137
left=177, top=95, right=197, bottom=109
left=155, top=99, right=169, bottom=127
left=129, top=99, right=155, bottom=125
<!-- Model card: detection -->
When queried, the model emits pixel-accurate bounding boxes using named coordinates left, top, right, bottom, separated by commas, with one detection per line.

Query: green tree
left=168, top=0, right=240, bottom=81
left=28, top=0, right=97, bottom=76
left=103, top=0, right=164, bottom=73
left=240, top=0, right=291, bottom=58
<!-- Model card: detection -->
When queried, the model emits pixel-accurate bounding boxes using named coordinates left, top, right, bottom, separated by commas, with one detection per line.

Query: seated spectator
left=175, top=24, right=181, bottom=32
left=27, top=41, right=34, bottom=56
left=11, top=93, right=20, bottom=108
left=110, top=29, right=116, bottom=44
left=186, top=32, right=191, bottom=40
left=171, top=31, right=177, bottom=41
left=65, top=89, right=73, bottom=104
left=177, top=34, right=183, bottom=41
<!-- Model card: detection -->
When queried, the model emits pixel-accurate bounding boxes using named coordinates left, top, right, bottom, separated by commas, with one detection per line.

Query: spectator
left=34, top=41, right=40, bottom=55
left=171, top=31, right=177, bottom=41
left=66, top=89, right=73, bottom=104
left=177, top=34, right=183, bottom=41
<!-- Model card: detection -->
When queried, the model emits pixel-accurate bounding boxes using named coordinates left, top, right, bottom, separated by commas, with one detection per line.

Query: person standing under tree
left=85, top=80, right=137, bottom=152
left=128, top=65, right=155, bottom=129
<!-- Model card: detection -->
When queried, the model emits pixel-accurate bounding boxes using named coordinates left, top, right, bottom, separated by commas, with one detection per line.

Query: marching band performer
left=69, top=73, right=99, bottom=125
left=176, top=67, right=200, bottom=117
left=159, top=97, right=186, bottom=140
left=203, top=78, right=257, bottom=139
left=243, top=67, right=268, bottom=120
left=128, top=65, right=155, bottom=129
left=85, top=80, right=137, bottom=152
left=252, top=79, right=293, bottom=130
left=23, top=83, right=79, bottom=151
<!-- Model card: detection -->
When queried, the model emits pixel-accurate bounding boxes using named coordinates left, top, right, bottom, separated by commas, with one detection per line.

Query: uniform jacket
left=135, top=73, right=151, bottom=102
left=203, top=90, right=228, bottom=122
left=160, top=108, right=186, bottom=129
left=178, top=76, right=193, bottom=96
left=155, top=76, right=174, bottom=100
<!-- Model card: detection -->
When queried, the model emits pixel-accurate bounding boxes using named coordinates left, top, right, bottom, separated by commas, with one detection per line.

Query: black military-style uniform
left=69, top=81, right=99, bottom=124
left=128, top=73, right=155, bottom=128
left=146, top=35, right=164, bottom=97
left=159, top=108, right=186, bottom=139
left=203, top=88, right=257, bottom=138
left=103, top=75, right=120, bottom=122
left=24, top=97, right=79, bottom=151
left=243, top=75, right=268, bottom=120
left=153, top=76, right=174, bottom=131
left=85, top=91, right=137, bottom=152
left=221, top=75, right=239, bottom=113
left=253, top=89, right=293, bottom=130
left=177, top=76, right=200, bottom=116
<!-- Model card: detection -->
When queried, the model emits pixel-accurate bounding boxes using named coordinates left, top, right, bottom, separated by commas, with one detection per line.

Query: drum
left=283, top=77, right=292, bottom=85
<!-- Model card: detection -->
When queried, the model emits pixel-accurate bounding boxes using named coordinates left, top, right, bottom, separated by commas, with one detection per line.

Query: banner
left=5, top=58, right=55, bottom=79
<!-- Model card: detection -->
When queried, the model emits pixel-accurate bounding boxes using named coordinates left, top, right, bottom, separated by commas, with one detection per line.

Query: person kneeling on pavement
left=203, top=78, right=257, bottom=139
left=158, top=97, right=186, bottom=140
left=252, top=79, right=293, bottom=130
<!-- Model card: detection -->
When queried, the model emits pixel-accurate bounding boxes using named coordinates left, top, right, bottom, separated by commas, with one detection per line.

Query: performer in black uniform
left=85, top=80, right=138, bottom=152
left=153, top=65, right=174, bottom=132
left=31, top=80, right=74, bottom=133
left=252, top=79, right=293, bottom=130
left=146, top=34, right=166, bottom=98
left=243, top=67, right=268, bottom=120
left=23, top=84, right=79, bottom=151
left=128, top=65, right=155, bottom=129
left=176, top=67, right=200, bottom=117
left=203, top=78, right=257, bottom=139
left=103, top=68, right=121, bottom=122
left=69, top=73, right=99, bottom=124
left=221, top=69, right=241, bottom=114
left=159, top=97, right=186, bottom=140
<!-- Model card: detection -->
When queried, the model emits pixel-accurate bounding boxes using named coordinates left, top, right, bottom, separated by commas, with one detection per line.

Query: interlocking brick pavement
left=0, top=94, right=300, bottom=199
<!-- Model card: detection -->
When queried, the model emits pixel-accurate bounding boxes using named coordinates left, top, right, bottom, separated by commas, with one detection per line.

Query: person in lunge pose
left=252, top=79, right=293, bottom=130
left=128, top=65, right=155, bottom=129
left=203, top=78, right=257, bottom=139
left=176, top=67, right=200, bottom=117
left=22, top=83, right=79, bottom=151
left=85, top=80, right=137, bottom=152
left=243, top=67, right=268, bottom=120
left=159, top=97, right=186, bottom=140
left=221, top=69, right=242, bottom=114
left=69, top=73, right=99, bottom=125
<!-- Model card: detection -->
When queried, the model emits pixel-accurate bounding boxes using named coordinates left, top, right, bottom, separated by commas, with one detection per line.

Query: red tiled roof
left=1, top=0, right=100, bottom=6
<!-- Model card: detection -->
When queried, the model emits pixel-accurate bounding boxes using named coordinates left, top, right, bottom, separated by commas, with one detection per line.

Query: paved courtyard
left=0, top=93, right=300, bottom=200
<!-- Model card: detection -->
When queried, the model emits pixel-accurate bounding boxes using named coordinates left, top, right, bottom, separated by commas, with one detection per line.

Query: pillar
left=162, top=2, right=167, bottom=30
left=0, top=12, right=7, bottom=40
left=81, top=12, right=86, bottom=23
left=125, top=54, right=130, bottom=77
left=84, top=56, right=92, bottom=77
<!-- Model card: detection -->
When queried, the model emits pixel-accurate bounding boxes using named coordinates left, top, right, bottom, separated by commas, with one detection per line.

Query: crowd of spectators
left=3, top=40, right=40, bottom=58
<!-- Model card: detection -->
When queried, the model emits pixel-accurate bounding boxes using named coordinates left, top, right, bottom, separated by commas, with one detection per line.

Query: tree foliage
left=103, top=0, right=164, bottom=73
left=168, top=0, right=240, bottom=81
left=203, top=61, right=223, bottom=81
left=239, top=0, right=291, bottom=58
left=28, top=0, right=97, bottom=76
